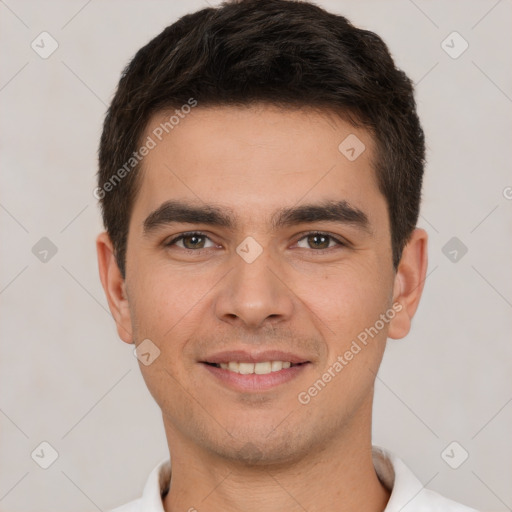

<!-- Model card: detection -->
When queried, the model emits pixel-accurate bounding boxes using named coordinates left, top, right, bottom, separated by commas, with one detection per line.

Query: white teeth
left=239, top=362, right=254, bottom=375
left=215, top=361, right=294, bottom=374
left=254, top=362, right=272, bottom=374
left=271, top=361, right=283, bottom=372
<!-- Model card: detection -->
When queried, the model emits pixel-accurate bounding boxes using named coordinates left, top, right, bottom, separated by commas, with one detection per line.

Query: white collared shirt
left=108, top=446, right=478, bottom=511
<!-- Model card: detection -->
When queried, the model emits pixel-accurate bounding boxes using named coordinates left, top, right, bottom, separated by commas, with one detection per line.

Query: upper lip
left=201, top=350, right=311, bottom=365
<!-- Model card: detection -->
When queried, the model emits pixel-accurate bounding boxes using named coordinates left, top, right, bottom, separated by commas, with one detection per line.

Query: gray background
left=1, top=0, right=511, bottom=511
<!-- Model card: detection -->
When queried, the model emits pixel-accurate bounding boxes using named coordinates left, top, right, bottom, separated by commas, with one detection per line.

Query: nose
left=213, top=244, right=295, bottom=330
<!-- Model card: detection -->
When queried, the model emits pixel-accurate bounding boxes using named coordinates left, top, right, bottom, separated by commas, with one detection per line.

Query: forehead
left=131, top=104, right=386, bottom=231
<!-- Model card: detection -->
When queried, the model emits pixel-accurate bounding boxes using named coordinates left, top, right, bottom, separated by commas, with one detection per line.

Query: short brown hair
left=98, top=0, right=425, bottom=278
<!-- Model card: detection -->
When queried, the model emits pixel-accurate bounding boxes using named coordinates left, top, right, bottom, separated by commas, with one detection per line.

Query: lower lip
left=201, top=363, right=309, bottom=392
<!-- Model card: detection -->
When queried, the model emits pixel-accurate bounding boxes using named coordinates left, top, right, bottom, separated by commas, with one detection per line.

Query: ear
left=387, top=228, right=428, bottom=340
left=96, top=231, right=133, bottom=344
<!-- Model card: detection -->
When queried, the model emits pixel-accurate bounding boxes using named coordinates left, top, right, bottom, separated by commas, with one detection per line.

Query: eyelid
left=165, top=230, right=348, bottom=251
left=164, top=231, right=215, bottom=249
left=295, top=231, right=348, bottom=250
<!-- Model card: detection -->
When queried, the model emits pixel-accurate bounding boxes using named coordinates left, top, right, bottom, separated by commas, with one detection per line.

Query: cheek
left=130, top=261, right=194, bottom=327
left=127, top=273, right=181, bottom=352
left=128, top=273, right=201, bottom=410
left=309, top=271, right=390, bottom=405
left=305, top=262, right=392, bottom=342
left=128, top=267, right=212, bottom=368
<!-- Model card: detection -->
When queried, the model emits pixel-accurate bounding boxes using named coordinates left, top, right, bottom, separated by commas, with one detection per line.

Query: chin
left=203, top=426, right=313, bottom=467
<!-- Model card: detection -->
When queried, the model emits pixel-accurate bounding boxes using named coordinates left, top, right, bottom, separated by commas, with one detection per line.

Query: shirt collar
left=138, top=446, right=475, bottom=512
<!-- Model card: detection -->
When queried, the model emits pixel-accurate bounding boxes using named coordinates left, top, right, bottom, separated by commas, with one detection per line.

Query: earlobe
left=387, top=228, right=428, bottom=340
left=96, top=232, right=134, bottom=344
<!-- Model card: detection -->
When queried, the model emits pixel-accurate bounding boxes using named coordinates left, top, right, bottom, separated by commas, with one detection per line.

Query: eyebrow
left=142, top=199, right=372, bottom=236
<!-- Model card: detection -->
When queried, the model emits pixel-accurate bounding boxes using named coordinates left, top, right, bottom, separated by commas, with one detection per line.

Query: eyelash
left=164, top=231, right=347, bottom=253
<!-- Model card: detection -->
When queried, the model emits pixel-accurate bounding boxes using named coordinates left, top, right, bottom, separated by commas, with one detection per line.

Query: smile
left=202, top=359, right=310, bottom=392
left=207, top=361, right=299, bottom=374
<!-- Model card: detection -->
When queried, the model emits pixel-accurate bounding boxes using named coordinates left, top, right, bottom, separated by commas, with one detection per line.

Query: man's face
left=120, top=104, right=399, bottom=464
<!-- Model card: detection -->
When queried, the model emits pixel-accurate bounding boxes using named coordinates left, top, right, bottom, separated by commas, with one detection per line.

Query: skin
left=97, top=103, right=428, bottom=512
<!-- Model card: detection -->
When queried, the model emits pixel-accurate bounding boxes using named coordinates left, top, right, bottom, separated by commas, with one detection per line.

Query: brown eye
left=181, top=234, right=206, bottom=249
left=296, top=232, right=344, bottom=250
left=166, top=232, right=214, bottom=250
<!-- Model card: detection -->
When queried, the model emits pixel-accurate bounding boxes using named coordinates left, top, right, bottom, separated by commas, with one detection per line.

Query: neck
left=162, top=404, right=390, bottom=512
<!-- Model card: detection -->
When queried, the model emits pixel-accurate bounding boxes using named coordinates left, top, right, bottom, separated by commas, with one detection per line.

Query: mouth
left=204, top=360, right=305, bottom=374
left=200, top=351, right=311, bottom=392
